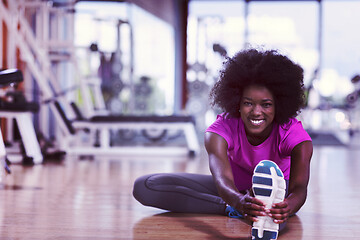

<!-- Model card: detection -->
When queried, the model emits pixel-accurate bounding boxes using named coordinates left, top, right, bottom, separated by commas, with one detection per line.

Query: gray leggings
left=133, top=172, right=289, bottom=231
left=133, top=173, right=226, bottom=214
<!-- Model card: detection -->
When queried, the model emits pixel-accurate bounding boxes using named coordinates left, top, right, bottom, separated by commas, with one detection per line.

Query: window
left=75, top=2, right=175, bottom=115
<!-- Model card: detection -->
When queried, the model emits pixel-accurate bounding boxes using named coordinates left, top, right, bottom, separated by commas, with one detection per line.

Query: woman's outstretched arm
left=205, top=132, right=267, bottom=222
left=269, top=140, right=313, bottom=223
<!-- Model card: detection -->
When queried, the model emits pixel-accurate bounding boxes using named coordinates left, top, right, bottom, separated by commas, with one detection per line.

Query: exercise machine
left=54, top=100, right=200, bottom=157
left=0, top=69, right=43, bottom=164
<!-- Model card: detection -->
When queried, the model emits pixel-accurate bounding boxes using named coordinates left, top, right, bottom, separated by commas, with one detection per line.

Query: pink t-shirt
left=206, top=114, right=312, bottom=192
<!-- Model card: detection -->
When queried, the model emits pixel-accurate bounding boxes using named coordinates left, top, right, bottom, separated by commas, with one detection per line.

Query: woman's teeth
left=250, top=119, right=264, bottom=125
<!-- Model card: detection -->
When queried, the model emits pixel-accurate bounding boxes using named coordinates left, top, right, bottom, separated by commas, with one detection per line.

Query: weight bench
left=54, top=101, right=200, bottom=156
left=0, top=69, right=43, bottom=165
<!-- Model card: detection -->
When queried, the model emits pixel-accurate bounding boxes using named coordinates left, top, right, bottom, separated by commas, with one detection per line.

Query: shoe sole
left=251, top=160, right=286, bottom=240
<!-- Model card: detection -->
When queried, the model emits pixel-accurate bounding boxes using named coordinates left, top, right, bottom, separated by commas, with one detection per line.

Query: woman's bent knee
left=132, top=174, right=151, bottom=205
left=133, top=173, right=164, bottom=206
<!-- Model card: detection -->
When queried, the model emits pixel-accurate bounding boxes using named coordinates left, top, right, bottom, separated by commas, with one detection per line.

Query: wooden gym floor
left=0, top=142, right=360, bottom=239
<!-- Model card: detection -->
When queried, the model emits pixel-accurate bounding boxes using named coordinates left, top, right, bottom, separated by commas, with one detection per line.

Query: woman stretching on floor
left=133, top=48, right=313, bottom=240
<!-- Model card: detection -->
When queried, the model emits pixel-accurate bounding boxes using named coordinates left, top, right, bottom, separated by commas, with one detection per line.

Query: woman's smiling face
left=239, top=85, right=275, bottom=144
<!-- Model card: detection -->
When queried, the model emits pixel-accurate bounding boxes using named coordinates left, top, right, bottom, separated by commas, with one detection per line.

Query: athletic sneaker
left=225, top=205, right=244, bottom=219
left=251, top=160, right=286, bottom=240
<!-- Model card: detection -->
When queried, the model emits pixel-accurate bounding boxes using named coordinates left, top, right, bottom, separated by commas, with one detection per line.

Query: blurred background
left=1, top=2, right=360, bottom=239
left=1, top=0, right=360, bottom=161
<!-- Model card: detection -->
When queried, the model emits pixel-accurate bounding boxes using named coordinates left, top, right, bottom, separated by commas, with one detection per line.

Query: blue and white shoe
left=251, top=160, right=286, bottom=240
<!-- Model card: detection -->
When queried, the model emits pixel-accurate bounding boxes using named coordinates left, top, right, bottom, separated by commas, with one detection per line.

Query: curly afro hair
left=209, top=48, right=305, bottom=124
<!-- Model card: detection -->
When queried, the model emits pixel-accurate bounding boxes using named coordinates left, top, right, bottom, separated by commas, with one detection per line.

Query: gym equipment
left=345, top=74, right=360, bottom=137
left=0, top=125, right=10, bottom=183
left=94, top=18, right=133, bottom=115
left=1, top=1, right=199, bottom=158
left=0, top=69, right=65, bottom=164
left=213, top=43, right=228, bottom=58
left=54, top=101, right=200, bottom=157
left=188, top=79, right=209, bottom=96
left=0, top=69, right=43, bottom=165
left=0, top=69, right=23, bottom=173
left=133, top=76, right=154, bottom=115
left=346, top=75, right=360, bottom=106
left=186, top=17, right=227, bottom=131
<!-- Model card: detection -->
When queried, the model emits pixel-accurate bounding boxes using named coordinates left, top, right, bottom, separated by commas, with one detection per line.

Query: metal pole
left=0, top=14, right=2, bottom=68
left=244, top=0, right=250, bottom=48
left=318, top=0, right=322, bottom=74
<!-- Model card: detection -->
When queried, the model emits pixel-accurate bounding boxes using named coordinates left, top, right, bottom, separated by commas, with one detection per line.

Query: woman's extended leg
left=133, top=173, right=226, bottom=214
left=133, top=171, right=289, bottom=233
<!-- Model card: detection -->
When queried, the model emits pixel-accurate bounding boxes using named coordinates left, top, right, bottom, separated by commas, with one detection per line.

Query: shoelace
left=226, top=205, right=244, bottom=219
